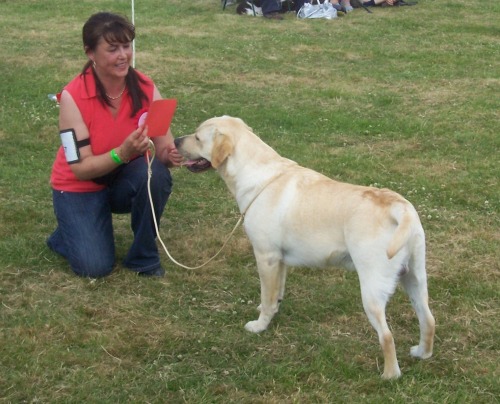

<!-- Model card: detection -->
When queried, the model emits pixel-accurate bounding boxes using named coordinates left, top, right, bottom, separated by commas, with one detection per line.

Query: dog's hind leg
left=400, top=240, right=435, bottom=360
left=357, top=267, right=401, bottom=379
left=245, top=254, right=284, bottom=333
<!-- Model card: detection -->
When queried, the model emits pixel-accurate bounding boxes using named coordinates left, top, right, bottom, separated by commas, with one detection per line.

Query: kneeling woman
left=47, top=12, right=183, bottom=278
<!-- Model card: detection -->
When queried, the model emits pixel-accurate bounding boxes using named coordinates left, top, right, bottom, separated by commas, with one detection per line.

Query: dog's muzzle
left=174, top=137, right=212, bottom=173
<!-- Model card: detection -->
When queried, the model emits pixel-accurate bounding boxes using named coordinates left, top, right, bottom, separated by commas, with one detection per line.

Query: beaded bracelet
left=110, top=148, right=123, bottom=165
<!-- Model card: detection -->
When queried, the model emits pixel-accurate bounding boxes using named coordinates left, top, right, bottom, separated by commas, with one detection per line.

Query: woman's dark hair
left=81, top=12, right=148, bottom=117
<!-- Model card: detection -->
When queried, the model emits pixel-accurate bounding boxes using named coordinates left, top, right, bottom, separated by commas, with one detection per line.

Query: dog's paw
left=410, top=345, right=433, bottom=359
left=244, top=320, right=268, bottom=333
left=381, top=366, right=402, bottom=380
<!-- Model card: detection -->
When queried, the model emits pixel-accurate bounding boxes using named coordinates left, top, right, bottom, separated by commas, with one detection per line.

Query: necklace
left=105, top=85, right=126, bottom=100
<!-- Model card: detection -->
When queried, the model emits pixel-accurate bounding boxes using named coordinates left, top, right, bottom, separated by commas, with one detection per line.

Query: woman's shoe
left=138, top=266, right=165, bottom=277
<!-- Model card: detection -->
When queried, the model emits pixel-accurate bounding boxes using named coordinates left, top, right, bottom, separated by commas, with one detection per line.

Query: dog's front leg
left=278, top=262, right=287, bottom=303
left=257, top=261, right=287, bottom=311
left=245, top=256, right=283, bottom=333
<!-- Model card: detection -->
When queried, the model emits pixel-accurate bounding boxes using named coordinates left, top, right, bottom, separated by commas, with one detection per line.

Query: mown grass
left=0, top=0, right=499, bottom=402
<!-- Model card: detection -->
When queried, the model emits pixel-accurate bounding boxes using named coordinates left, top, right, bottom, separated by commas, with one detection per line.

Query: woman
left=47, top=12, right=182, bottom=278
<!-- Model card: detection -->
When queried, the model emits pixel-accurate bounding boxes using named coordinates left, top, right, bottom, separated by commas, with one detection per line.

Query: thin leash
left=145, top=140, right=244, bottom=270
left=137, top=0, right=236, bottom=269
left=133, top=3, right=243, bottom=270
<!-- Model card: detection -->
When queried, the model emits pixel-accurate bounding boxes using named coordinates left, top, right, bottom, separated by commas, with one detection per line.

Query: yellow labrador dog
left=174, top=116, right=435, bottom=379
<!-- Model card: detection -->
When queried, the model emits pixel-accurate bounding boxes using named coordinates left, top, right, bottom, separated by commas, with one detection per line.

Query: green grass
left=0, top=0, right=499, bottom=402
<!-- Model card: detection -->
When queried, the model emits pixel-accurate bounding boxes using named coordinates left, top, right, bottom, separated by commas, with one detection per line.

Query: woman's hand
left=166, top=143, right=183, bottom=167
left=118, top=125, right=151, bottom=162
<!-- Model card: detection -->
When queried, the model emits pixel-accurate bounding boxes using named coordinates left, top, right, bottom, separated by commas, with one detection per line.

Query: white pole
left=131, top=0, right=136, bottom=68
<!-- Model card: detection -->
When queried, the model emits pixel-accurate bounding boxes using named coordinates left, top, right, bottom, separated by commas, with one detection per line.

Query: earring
left=92, top=60, right=96, bottom=69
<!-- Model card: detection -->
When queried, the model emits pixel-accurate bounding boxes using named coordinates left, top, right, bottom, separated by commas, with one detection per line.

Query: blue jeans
left=47, top=157, right=172, bottom=277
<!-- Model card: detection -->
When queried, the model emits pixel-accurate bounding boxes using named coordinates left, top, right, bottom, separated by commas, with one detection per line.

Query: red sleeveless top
left=50, top=68, right=154, bottom=192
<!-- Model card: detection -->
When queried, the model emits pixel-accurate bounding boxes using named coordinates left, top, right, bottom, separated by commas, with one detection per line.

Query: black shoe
left=263, top=12, right=284, bottom=20
left=138, top=267, right=165, bottom=277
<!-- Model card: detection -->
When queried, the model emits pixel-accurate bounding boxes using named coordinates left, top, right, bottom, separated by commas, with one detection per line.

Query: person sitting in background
left=363, top=0, right=397, bottom=6
left=294, top=0, right=353, bottom=14
left=47, top=12, right=183, bottom=278
left=262, top=0, right=284, bottom=19
left=333, top=0, right=354, bottom=12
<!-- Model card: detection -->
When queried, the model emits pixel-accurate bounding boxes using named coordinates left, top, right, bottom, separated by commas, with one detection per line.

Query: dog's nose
left=174, top=137, right=182, bottom=148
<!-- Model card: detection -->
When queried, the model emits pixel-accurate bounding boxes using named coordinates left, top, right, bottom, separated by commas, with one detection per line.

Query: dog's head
left=175, top=116, right=251, bottom=172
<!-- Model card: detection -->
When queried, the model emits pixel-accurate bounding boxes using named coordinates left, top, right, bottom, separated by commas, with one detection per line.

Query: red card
left=144, top=99, right=177, bottom=137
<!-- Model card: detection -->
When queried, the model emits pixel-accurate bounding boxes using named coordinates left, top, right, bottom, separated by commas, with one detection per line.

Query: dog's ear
left=211, top=131, right=234, bottom=168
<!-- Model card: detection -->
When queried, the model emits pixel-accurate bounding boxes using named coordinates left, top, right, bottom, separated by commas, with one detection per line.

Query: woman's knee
left=146, top=162, right=172, bottom=208
left=72, top=266, right=114, bottom=278
left=68, top=247, right=115, bottom=278
left=150, top=160, right=172, bottom=191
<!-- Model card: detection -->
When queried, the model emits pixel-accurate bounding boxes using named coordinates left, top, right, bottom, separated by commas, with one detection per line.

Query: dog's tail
left=386, top=203, right=416, bottom=260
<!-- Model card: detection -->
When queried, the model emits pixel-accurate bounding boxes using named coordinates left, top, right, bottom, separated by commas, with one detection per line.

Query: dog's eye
left=195, top=135, right=200, bottom=142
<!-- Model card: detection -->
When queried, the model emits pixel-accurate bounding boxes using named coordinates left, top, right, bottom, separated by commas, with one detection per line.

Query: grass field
left=0, top=0, right=499, bottom=402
